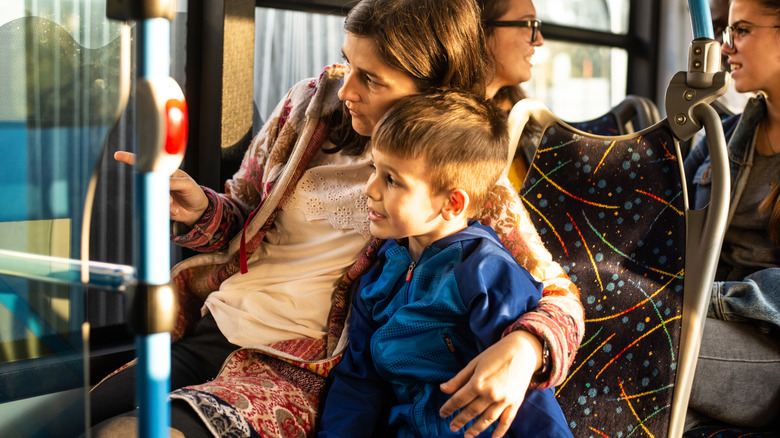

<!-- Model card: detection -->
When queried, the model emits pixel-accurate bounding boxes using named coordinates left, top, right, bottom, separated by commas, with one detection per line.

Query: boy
left=319, top=91, right=571, bottom=437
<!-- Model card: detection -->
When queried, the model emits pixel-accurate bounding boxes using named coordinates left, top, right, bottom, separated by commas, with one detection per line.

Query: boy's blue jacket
left=319, top=221, right=572, bottom=437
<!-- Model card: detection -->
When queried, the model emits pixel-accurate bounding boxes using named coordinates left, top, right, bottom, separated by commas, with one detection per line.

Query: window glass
left=254, top=7, right=345, bottom=122
left=0, top=0, right=136, bottom=434
left=536, top=0, right=630, bottom=34
left=253, top=6, right=628, bottom=124
left=526, top=41, right=628, bottom=122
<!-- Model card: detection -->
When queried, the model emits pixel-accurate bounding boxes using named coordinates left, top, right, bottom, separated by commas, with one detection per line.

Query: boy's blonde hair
left=372, top=90, right=509, bottom=218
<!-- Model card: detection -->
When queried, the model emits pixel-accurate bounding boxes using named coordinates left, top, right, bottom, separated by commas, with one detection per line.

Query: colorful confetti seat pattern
left=521, top=122, right=686, bottom=436
left=569, top=113, right=622, bottom=136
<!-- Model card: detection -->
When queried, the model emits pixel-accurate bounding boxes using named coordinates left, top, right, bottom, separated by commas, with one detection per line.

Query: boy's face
left=365, top=148, right=452, bottom=250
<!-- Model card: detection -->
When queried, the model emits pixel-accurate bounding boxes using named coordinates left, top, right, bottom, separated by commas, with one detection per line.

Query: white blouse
left=204, top=142, right=373, bottom=347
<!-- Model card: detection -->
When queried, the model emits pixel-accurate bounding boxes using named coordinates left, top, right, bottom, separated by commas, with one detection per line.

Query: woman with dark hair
left=92, top=0, right=584, bottom=436
left=480, top=0, right=545, bottom=186
left=481, top=0, right=543, bottom=109
left=684, top=0, right=780, bottom=429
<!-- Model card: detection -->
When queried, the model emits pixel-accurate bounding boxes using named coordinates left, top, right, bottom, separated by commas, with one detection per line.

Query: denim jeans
left=710, top=268, right=780, bottom=333
left=688, top=317, right=780, bottom=427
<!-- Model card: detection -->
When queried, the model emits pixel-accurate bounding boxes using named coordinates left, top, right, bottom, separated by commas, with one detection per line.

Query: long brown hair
left=328, top=0, right=491, bottom=155
left=478, top=0, right=542, bottom=162
left=756, top=0, right=780, bottom=244
left=760, top=171, right=780, bottom=244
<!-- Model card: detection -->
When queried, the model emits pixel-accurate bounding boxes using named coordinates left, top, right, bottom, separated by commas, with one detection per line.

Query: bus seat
left=509, top=92, right=729, bottom=436
left=568, top=95, right=661, bottom=136
left=507, top=95, right=660, bottom=191
left=677, top=99, right=737, bottom=159
left=685, top=423, right=780, bottom=437
left=709, top=99, right=735, bottom=119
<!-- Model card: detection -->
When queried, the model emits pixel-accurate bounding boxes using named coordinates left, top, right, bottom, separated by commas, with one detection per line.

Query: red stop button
left=164, top=97, right=188, bottom=156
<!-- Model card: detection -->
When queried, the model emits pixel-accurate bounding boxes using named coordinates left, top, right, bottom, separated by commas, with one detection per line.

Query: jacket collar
left=377, top=221, right=501, bottom=259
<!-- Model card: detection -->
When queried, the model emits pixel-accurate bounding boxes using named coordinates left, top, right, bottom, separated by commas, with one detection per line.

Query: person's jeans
left=711, top=268, right=780, bottom=333
left=688, top=317, right=780, bottom=428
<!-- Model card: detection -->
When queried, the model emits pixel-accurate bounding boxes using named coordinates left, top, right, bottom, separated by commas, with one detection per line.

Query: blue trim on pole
left=135, top=17, right=172, bottom=438
left=136, top=333, right=172, bottom=438
left=689, top=0, right=714, bottom=39
left=138, top=173, right=171, bottom=283
left=138, top=19, right=171, bottom=78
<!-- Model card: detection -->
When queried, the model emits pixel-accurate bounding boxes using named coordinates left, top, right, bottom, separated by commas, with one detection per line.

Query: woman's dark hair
left=327, top=0, right=491, bottom=155
left=760, top=168, right=780, bottom=245
left=756, top=1, right=780, bottom=244
left=478, top=0, right=542, bottom=164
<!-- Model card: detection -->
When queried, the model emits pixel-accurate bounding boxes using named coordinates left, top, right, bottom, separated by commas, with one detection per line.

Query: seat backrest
left=507, top=95, right=661, bottom=190
left=568, top=94, right=661, bottom=136
left=521, top=108, right=685, bottom=436
left=510, top=92, right=729, bottom=436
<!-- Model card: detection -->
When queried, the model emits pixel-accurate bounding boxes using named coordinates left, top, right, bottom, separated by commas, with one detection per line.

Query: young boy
left=319, top=91, right=571, bottom=437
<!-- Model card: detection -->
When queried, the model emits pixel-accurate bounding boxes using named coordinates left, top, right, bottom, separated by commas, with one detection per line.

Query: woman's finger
left=461, top=402, right=505, bottom=438
left=489, top=406, right=516, bottom=438
left=439, top=362, right=477, bottom=417
left=113, top=151, right=136, bottom=166
left=448, top=397, right=493, bottom=435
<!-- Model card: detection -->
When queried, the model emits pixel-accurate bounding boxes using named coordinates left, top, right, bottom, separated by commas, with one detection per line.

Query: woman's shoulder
left=285, top=64, right=347, bottom=118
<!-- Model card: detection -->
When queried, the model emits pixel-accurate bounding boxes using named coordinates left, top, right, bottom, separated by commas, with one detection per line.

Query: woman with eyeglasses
left=684, top=0, right=780, bottom=429
left=93, top=0, right=583, bottom=436
left=481, top=0, right=544, bottom=109
left=709, top=0, right=756, bottom=113
left=480, top=0, right=546, bottom=188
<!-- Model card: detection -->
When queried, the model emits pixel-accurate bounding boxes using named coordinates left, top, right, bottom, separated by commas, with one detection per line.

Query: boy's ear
left=442, top=189, right=469, bottom=220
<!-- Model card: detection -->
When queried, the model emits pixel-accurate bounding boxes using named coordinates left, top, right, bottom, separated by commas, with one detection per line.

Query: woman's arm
left=479, top=176, right=584, bottom=386
left=439, top=330, right=543, bottom=438
left=170, top=82, right=308, bottom=252
left=440, top=176, right=584, bottom=438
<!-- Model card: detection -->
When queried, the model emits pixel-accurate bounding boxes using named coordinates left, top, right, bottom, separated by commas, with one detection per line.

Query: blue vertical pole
left=689, top=0, right=714, bottom=39
left=136, top=18, right=172, bottom=438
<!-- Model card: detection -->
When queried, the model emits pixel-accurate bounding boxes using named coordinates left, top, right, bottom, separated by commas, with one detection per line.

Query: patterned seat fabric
left=568, top=113, right=621, bottom=136
left=521, top=122, right=686, bottom=436
left=685, top=424, right=780, bottom=438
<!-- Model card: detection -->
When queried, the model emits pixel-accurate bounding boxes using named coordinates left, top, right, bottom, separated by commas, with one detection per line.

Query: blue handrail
left=106, top=1, right=185, bottom=436
left=135, top=18, right=173, bottom=438
left=689, top=0, right=714, bottom=39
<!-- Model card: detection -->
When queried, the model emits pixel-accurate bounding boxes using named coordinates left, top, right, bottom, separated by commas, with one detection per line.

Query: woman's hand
left=114, top=151, right=209, bottom=227
left=439, top=330, right=543, bottom=438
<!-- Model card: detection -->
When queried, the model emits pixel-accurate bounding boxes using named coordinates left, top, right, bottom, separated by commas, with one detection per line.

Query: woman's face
left=485, top=0, right=544, bottom=97
left=338, top=34, right=421, bottom=137
left=723, top=0, right=780, bottom=96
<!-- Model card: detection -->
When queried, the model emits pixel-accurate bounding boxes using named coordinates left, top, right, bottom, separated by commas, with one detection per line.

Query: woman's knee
left=89, top=411, right=187, bottom=438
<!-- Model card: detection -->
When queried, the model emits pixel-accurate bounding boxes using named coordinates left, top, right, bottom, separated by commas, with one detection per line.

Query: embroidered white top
left=204, top=142, right=372, bottom=347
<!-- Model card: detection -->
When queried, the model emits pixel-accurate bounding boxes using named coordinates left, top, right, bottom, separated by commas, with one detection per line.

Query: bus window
left=528, top=0, right=631, bottom=121
left=253, top=7, right=345, bottom=124
left=536, top=0, right=630, bottom=33
left=0, top=0, right=130, bottom=435
left=528, top=41, right=628, bottom=122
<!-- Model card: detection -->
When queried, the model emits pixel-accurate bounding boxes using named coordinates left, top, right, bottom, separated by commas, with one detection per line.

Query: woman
left=481, top=0, right=544, bottom=109
left=93, top=0, right=584, bottom=437
left=480, top=0, right=546, bottom=187
left=684, top=0, right=780, bottom=428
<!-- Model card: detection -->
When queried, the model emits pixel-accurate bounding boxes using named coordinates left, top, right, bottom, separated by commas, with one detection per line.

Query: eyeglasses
left=722, top=24, right=780, bottom=50
left=484, top=19, right=542, bottom=43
